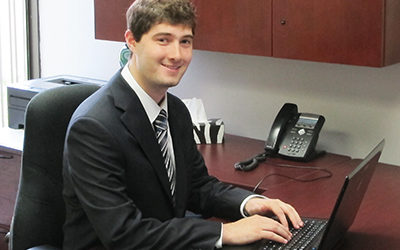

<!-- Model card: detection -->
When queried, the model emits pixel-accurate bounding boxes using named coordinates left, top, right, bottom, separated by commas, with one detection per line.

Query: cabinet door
left=192, top=0, right=272, bottom=56
left=272, top=0, right=385, bottom=66
left=94, top=0, right=132, bottom=42
left=384, top=0, right=400, bottom=66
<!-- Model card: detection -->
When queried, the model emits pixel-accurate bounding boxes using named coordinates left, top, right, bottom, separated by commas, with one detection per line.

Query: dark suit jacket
left=62, top=70, right=253, bottom=250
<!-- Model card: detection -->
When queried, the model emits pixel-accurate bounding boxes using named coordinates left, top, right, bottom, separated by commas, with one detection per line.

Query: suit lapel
left=167, top=96, right=188, bottom=214
left=110, top=74, right=174, bottom=203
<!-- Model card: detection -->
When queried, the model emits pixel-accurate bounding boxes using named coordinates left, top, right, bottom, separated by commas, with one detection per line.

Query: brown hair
left=126, top=0, right=196, bottom=42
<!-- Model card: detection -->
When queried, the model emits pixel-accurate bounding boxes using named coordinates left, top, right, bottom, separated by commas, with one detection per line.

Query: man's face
left=127, top=22, right=194, bottom=98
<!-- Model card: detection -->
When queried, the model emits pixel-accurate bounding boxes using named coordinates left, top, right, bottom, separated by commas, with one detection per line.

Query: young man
left=62, top=0, right=303, bottom=249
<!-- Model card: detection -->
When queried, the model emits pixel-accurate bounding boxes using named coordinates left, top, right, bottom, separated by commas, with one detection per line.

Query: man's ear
left=124, top=29, right=136, bottom=52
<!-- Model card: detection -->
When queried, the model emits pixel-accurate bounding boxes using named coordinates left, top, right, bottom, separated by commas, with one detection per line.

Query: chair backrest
left=9, top=84, right=100, bottom=250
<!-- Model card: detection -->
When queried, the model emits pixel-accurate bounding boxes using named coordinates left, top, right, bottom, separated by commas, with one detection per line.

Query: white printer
left=7, top=75, right=106, bottom=129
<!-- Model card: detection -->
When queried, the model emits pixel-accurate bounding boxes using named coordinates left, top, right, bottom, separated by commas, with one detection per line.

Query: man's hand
left=245, top=198, right=304, bottom=229
left=222, top=215, right=292, bottom=245
left=222, top=198, right=303, bottom=246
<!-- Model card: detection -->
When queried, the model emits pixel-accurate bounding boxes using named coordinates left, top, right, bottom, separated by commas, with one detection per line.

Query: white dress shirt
left=121, top=65, right=176, bottom=172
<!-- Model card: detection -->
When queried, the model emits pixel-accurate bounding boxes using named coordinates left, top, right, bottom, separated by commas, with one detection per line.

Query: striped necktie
left=153, top=109, right=176, bottom=197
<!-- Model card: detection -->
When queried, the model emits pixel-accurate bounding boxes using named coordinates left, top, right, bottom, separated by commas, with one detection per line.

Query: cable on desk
left=0, top=154, right=13, bottom=159
left=252, top=163, right=333, bottom=194
left=234, top=152, right=269, bottom=171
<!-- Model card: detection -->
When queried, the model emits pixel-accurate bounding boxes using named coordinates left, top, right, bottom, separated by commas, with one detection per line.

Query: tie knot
left=154, top=109, right=168, bottom=131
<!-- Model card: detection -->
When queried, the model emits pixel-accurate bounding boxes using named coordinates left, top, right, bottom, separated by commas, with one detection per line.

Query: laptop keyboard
left=259, top=219, right=327, bottom=250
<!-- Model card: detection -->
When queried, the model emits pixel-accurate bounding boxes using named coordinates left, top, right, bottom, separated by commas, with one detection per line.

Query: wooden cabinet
left=94, top=0, right=131, bottom=42
left=272, top=0, right=400, bottom=67
left=94, top=0, right=400, bottom=67
left=94, top=0, right=273, bottom=56
left=192, top=0, right=272, bottom=57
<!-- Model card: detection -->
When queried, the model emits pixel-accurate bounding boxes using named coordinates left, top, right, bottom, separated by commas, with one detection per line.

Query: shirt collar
left=121, top=64, right=168, bottom=124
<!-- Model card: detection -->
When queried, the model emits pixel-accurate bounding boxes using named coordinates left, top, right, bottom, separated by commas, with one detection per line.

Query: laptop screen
left=319, top=139, right=384, bottom=250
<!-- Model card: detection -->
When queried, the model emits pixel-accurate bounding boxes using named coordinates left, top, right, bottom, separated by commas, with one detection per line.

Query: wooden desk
left=198, top=134, right=400, bottom=250
left=0, top=150, right=21, bottom=231
left=198, top=134, right=351, bottom=193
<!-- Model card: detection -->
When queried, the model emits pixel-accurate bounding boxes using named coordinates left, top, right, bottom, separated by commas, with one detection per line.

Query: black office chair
left=8, top=84, right=100, bottom=250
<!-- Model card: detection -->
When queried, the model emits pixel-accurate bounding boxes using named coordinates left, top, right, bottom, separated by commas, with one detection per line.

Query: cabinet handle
left=280, top=19, right=287, bottom=25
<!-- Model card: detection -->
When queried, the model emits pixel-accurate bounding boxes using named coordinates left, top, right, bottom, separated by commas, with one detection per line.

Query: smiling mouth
left=161, top=63, right=181, bottom=71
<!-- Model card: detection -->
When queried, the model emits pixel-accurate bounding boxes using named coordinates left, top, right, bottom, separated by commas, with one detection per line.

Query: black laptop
left=222, top=139, right=385, bottom=250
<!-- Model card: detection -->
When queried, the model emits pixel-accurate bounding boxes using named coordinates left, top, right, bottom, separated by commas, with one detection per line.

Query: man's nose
left=168, top=42, right=182, bottom=60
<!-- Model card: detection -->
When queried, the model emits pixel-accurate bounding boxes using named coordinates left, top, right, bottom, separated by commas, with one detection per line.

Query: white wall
left=38, top=0, right=400, bottom=165
left=38, top=0, right=122, bottom=79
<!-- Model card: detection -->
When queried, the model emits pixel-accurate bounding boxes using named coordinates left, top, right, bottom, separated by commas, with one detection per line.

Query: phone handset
left=264, top=103, right=298, bottom=154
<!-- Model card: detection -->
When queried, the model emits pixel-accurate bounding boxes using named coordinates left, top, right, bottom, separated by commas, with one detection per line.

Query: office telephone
left=265, top=103, right=325, bottom=161
left=234, top=103, right=325, bottom=171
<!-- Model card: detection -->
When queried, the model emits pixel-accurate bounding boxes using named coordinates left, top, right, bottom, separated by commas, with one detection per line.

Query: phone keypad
left=279, top=126, right=316, bottom=158
left=285, top=137, right=308, bottom=153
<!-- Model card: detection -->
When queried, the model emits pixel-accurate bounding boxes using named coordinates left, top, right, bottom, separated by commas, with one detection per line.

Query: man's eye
left=181, top=39, right=192, bottom=46
left=158, top=38, right=169, bottom=44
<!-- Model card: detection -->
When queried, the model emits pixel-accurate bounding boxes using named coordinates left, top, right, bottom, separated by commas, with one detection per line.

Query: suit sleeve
left=64, top=116, right=221, bottom=250
left=172, top=99, right=254, bottom=220
left=187, top=145, right=254, bottom=220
